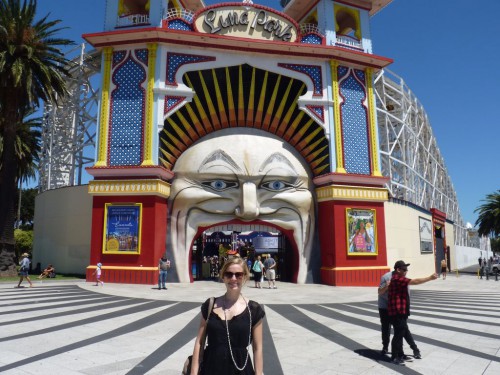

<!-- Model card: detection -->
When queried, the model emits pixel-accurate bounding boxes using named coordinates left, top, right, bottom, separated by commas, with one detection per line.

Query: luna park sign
left=194, top=5, right=298, bottom=42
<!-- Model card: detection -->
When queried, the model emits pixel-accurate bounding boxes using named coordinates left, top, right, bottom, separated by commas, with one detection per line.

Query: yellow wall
left=33, top=185, right=92, bottom=275
left=384, top=201, right=436, bottom=278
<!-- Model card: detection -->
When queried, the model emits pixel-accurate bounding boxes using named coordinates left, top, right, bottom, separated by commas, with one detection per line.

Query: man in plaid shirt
left=388, top=260, right=438, bottom=365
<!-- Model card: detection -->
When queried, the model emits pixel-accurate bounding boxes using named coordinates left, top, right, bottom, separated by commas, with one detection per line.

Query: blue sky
left=36, top=0, right=499, bottom=226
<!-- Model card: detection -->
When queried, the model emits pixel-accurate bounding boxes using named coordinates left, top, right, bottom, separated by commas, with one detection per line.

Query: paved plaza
left=1, top=272, right=500, bottom=374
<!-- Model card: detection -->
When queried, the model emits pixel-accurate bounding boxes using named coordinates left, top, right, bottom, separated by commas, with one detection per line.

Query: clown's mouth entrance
left=190, top=223, right=296, bottom=282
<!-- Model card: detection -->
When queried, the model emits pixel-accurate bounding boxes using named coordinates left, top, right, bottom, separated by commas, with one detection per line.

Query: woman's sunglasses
left=223, top=271, right=244, bottom=279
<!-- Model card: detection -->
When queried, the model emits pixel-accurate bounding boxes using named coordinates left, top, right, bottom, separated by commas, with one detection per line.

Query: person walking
left=252, top=256, right=264, bottom=289
left=190, top=257, right=265, bottom=374
left=158, top=255, right=171, bottom=290
left=388, top=260, right=437, bottom=365
left=92, top=263, right=104, bottom=286
left=378, top=267, right=421, bottom=359
left=263, top=255, right=277, bottom=289
left=440, top=258, right=448, bottom=279
left=16, top=253, right=33, bottom=288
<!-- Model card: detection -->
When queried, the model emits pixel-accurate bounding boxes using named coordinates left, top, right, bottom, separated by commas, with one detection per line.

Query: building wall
left=384, top=201, right=436, bottom=278
left=33, top=185, right=92, bottom=275
left=32, top=185, right=470, bottom=280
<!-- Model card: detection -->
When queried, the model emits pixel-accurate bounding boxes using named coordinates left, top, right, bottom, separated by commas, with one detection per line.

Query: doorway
left=190, top=224, right=295, bottom=282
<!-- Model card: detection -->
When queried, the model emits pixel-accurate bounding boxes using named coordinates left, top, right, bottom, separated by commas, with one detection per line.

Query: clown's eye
left=260, top=180, right=292, bottom=192
left=201, top=180, right=238, bottom=191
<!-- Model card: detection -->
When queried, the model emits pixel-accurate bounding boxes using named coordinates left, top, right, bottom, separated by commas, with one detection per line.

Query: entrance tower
left=84, top=0, right=393, bottom=285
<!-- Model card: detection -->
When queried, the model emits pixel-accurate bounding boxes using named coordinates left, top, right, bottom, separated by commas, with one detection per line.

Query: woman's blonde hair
left=220, top=257, right=250, bottom=281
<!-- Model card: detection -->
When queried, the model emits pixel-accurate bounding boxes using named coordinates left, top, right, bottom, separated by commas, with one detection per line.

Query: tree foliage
left=14, top=228, right=33, bottom=260
left=15, top=187, right=37, bottom=229
left=0, top=0, right=73, bottom=275
left=474, top=190, right=500, bottom=237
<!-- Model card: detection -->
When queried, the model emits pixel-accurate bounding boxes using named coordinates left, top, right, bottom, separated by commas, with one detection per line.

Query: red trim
left=313, top=172, right=389, bottom=187
left=83, top=29, right=393, bottom=70
left=88, top=195, right=168, bottom=284
left=318, top=199, right=388, bottom=286
left=335, top=0, right=371, bottom=11
left=86, top=165, right=174, bottom=180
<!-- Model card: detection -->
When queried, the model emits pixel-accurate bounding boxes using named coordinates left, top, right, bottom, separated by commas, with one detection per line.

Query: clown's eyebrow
left=198, top=150, right=242, bottom=173
left=259, top=152, right=298, bottom=175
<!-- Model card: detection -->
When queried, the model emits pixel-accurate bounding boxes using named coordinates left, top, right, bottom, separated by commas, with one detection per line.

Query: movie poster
left=103, top=204, right=142, bottom=254
left=346, top=208, right=377, bottom=255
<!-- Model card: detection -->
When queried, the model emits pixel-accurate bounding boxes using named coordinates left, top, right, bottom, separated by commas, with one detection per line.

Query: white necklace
left=223, top=294, right=252, bottom=371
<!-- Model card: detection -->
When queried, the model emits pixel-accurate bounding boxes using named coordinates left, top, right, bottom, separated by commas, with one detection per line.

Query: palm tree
left=0, top=0, right=73, bottom=276
left=474, top=190, right=500, bottom=237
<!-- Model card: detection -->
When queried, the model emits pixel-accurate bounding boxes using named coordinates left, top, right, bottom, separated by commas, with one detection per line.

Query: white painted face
left=168, top=128, right=315, bottom=283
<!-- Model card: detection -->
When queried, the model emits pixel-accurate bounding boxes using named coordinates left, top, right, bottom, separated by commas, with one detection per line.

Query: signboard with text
left=194, top=5, right=298, bottom=42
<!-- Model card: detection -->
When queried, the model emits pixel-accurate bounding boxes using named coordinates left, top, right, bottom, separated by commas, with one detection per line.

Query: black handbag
left=182, top=297, right=215, bottom=375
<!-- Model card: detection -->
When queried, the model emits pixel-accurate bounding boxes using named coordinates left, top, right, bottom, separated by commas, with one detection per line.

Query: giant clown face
left=168, top=128, right=315, bottom=283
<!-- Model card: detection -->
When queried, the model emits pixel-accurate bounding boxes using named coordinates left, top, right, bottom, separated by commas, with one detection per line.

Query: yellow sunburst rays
left=211, top=69, right=228, bottom=128
left=246, top=67, right=256, bottom=127
left=298, top=127, right=329, bottom=173
left=225, top=67, right=237, bottom=127
left=276, top=83, right=305, bottom=138
left=238, top=65, right=245, bottom=125
left=282, top=111, right=305, bottom=143
left=165, top=117, right=189, bottom=153
left=269, top=78, right=294, bottom=134
left=198, top=70, right=221, bottom=130
left=185, top=74, right=214, bottom=134
left=185, top=104, right=207, bottom=138
left=289, top=117, right=314, bottom=148
left=261, top=75, right=281, bottom=132
left=254, top=71, right=269, bottom=128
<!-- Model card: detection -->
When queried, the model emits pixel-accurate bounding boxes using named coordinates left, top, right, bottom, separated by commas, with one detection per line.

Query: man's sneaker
left=381, top=348, right=388, bottom=355
left=413, top=351, right=422, bottom=359
left=402, top=355, right=413, bottom=362
left=392, top=357, right=405, bottom=365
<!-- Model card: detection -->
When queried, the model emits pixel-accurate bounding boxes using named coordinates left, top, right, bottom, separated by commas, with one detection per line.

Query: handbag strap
left=199, top=296, right=215, bottom=363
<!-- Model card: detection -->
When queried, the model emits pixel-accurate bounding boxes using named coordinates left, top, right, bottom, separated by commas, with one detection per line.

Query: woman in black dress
left=190, top=257, right=265, bottom=374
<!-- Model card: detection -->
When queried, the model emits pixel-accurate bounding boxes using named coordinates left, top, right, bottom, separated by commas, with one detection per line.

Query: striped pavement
left=0, top=274, right=499, bottom=374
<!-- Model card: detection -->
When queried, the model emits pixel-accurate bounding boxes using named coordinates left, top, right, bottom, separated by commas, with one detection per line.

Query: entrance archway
left=189, top=223, right=297, bottom=283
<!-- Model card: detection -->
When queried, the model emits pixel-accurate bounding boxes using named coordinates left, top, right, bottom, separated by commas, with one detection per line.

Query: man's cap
left=21, top=253, right=29, bottom=257
left=394, top=260, right=410, bottom=270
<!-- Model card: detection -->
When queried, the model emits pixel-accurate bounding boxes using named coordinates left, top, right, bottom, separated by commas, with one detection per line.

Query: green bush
left=14, top=229, right=33, bottom=259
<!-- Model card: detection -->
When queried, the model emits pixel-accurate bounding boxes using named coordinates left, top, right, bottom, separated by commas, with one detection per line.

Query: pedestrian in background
left=16, top=253, right=33, bottom=288
left=93, top=263, right=104, bottom=286
left=440, top=258, right=448, bottom=279
left=252, top=256, right=264, bottom=289
left=263, top=255, right=277, bottom=289
left=158, top=255, right=170, bottom=290
left=388, top=260, right=437, bottom=365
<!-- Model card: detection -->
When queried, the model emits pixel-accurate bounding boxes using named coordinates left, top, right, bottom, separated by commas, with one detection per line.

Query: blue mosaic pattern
left=135, top=49, right=149, bottom=65
left=278, top=63, right=323, bottom=96
left=113, top=51, right=127, bottom=68
left=164, top=96, right=185, bottom=114
left=339, top=69, right=370, bottom=175
left=166, top=53, right=215, bottom=85
left=338, top=66, right=349, bottom=79
left=109, top=57, right=146, bottom=166
left=307, top=105, right=324, bottom=121
left=301, top=34, right=323, bottom=45
left=168, top=19, right=192, bottom=31
left=354, top=69, right=365, bottom=82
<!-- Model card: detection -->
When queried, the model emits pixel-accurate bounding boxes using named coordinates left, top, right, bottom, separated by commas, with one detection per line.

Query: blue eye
left=201, top=180, right=238, bottom=191
left=261, top=180, right=291, bottom=191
